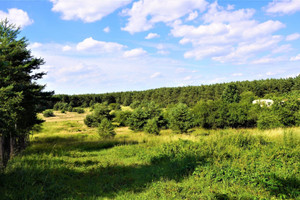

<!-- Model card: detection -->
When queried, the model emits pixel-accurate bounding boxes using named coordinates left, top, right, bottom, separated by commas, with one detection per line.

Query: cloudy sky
left=1, top=0, right=300, bottom=94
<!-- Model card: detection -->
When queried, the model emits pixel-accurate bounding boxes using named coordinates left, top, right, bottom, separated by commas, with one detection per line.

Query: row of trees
left=77, top=83, right=299, bottom=136
left=0, top=20, right=52, bottom=168
left=52, top=75, right=300, bottom=108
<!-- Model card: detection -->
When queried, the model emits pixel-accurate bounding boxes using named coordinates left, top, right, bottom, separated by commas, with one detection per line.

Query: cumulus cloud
left=251, top=56, right=285, bottom=64
left=286, top=33, right=300, bottom=41
left=50, top=0, right=132, bottom=22
left=0, top=8, right=33, bottom=28
left=290, top=54, right=300, bottom=61
left=266, top=0, right=300, bottom=15
left=145, top=33, right=160, bottom=39
left=76, top=37, right=125, bottom=53
left=103, top=26, right=110, bottom=33
left=121, top=0, right=208, bottom=34
left=186, top=11, right=198, bottom=21
left=29, top=42, right=42, bottom=49
left=123, top=48, right=147, bottom=58
left=171, top=2, right=285, bottom=63
left=62, top=45, right=72, bottom=51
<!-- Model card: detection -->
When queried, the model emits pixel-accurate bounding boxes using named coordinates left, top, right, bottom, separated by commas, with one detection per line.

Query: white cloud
left=286, top=33, right=300, bottom=41
left=266, top=0, right=300, bottom=15
left=103, top=26, right=110, bottom=33
left=272, top=44, right=292, bottom=54
left=202, top=2, right=255, bottom=23
left=150, top=72, right=161, bottom=78
left=123, top=48, right=147, bottom=58
left=29, top=42, right=42, bottom=49
left=171, top=2, right=285, bottom=63
left=145, top=33, right=160, bottom=39
left=186, top=11, right=198, bottom=21
left=251, top=56, right=285, bottom=64
left=232, top=73, right=243, bottom=77
left=290, top=54, right=300, bottom=61
left=76, top=37, right=125, bottom=53
left=62, top=45, right=72, bottom=51
left=122, top=0, right=208, bottom=34
left=50, top=0, right=132, bottom=22
left=157, top=50, right=170, bottom=55
left=0, top=8, right=33, bottom=28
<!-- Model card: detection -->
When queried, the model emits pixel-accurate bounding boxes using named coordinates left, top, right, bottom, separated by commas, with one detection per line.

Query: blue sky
left=1, top=0, right=300, bottom=94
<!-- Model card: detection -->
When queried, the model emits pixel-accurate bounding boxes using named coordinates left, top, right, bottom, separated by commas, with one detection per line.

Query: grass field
left=0, top=111, right=299, bottom=200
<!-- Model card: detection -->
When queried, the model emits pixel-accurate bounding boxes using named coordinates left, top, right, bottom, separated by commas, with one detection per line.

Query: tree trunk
left=0, top=135, right=4, bottom=169
left=9, top=132, right=15, bottom=158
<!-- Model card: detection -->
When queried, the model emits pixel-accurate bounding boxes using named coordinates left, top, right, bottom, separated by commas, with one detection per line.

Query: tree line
left=52, top=76, right=300, bottom=108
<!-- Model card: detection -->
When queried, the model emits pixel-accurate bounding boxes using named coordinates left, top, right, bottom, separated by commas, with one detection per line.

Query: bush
left=98, top=118, right=116, bottom=138
left=167, top=103, right=193, bottom=133
left=84, top=114, right=97, bottom=127
left=257, top=111, right=282, bottom=130
left=76, top=108, right=85, bottom=114
left=144, top=118, right=160, bottom=135
left=114, top=110, right=132, bottom=127
left=43, top=109, right=54, bottom=117
left=61, top=109, right=65, bottom=114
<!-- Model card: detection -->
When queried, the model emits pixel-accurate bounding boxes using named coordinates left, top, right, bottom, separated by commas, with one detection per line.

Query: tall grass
left=0, top=111, right=299, bottom=199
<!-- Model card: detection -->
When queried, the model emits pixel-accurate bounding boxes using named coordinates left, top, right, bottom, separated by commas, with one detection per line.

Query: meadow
left=0, top=111, right=299, bottom=200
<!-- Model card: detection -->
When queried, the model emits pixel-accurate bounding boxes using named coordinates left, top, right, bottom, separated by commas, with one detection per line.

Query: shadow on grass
left=0, top=154, right=203, bottom=199
left=25, top=136, right=139, bottom=155
left=261, top=174, right=300, bottom=198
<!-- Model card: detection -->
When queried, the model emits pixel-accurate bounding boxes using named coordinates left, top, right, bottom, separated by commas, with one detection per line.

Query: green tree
left=98, top=118, right=116, bottom=139
left=167, top=103, right=193, bottom=133
left=144, top=118, right=160, bottom=135
left=221, top=83, right=240, bottom=103
left=0, top=20, right=52, bottom=167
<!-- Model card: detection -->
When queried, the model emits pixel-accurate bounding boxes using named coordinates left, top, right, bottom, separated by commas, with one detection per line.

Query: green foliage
left=73, top=107, right=84, bottom=114
left=0, top=20, right=52, bottom=166
left=43, top=109, right=54, bottom=117
left=114, top=110, right=132, bottom=127
left=257, top=111, right=282, bottom=130
left=97, top=118, right=116, bottom=138
left=128, top=102, right=163, bottom=131
left=53, top=102, right=68, bottom=111
left=144, top=118, right=160, bottom=135
left=84, top=104, right=112, bottom=127
left=109, top=103, right=121, bottom=111
left=167, top=103, right=193, bottom=133
left=221, top=83, right=240, bottom=103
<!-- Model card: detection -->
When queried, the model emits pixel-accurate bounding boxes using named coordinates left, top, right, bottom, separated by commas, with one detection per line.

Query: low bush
left=43, top=109, right=54, bottom=117
left=98, top=118, right=116, bottom=138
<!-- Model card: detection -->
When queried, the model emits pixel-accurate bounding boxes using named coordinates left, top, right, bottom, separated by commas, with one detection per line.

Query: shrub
left=84, top=114, right=97, bottom=127
left=98, top=118, right=116, bottom=138
left=257, top=111, right=282, bottom=130
left=67, top=106, right=73, bottom=112
left=61, top=109, right=65, bottom=114
left=43, top=109, right=54, bottom=117
left=114, top=110, right=132, bottom=126
left=167, top=103, right=193, bottom=133
left=76, top=108, right=85, bottom=114
left=144, top=118, right=160, bottom=135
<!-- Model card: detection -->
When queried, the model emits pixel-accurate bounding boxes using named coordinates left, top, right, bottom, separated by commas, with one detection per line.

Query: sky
left=1, top=0, right=300, bottom=94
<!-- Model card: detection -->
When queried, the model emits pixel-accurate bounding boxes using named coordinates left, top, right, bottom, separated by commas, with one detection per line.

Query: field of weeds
left=0, top=111, right=299, bottom=199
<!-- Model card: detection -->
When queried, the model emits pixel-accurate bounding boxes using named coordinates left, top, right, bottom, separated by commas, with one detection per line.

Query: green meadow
left=0, top=111, right=299, bottom=200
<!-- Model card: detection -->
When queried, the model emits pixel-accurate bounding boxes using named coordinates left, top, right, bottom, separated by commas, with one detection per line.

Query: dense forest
left=52, top=76, right=300, bottom=107
left=51, top=76, right=300, bottom=134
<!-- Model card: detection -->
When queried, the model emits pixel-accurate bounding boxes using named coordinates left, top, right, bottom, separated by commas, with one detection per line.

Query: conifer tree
left=0, top=20, right=52, bottom=167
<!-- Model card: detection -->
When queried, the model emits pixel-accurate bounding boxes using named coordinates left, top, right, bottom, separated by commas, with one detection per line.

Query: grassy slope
left=0, top=111, right=299, bottom=200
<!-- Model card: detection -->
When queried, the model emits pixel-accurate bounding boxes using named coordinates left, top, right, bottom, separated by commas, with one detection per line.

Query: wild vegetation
left=0, top=111, right=299, bottom=199
left=1, top=20, right=299, bottom=199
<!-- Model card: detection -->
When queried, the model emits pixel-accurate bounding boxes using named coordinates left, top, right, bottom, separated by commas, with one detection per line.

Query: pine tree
left=0, top=20, right=52, bottom=167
